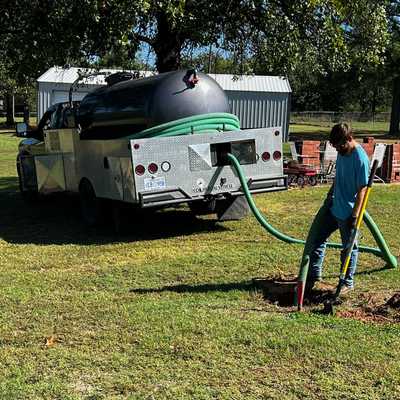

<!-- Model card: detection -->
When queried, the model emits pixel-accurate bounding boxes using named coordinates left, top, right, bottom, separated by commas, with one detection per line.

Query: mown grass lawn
left=289, top=122, right=400, bottom=143
left=0, top=132, right=400, bottom=399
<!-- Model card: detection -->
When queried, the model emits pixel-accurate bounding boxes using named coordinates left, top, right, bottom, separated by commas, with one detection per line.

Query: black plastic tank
left=77, top=70, right=230, bottom=139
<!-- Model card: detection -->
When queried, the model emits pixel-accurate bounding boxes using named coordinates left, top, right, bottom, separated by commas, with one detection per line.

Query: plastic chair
left=371, top=143, right=386, bottom=184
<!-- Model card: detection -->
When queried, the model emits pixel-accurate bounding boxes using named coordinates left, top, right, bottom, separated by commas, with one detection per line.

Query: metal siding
left=225, top=91, right=289, bottom=140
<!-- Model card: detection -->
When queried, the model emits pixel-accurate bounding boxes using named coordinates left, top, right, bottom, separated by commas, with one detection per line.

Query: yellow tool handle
left=340, top=160, right=379, bottom=279
left=341, top=187, right=372, bottom=278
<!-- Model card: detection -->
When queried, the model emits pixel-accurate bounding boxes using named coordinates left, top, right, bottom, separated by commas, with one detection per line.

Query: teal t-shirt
left=331, top=145, right=370, bottom=220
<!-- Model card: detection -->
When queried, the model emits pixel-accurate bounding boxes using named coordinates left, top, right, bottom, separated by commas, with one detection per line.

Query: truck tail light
left=273, top=151, right=282, bottom=161
left=262, top=152, right=271, bottom=161
left=148, top=163, right=158, bottom=174
left=161, top=161, right=171, bottom=172
left=135, top=164, right=145, bottom=175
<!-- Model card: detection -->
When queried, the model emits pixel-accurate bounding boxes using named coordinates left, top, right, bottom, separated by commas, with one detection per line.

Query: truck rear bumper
left=138, top=176, right=287, bottom=208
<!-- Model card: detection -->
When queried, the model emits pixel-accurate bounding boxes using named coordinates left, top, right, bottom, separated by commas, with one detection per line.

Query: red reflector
left=148, top=163, right=158, bottom=174
left=273, top=151, right=282, bottom=161
left=133, top=143, right=140, bottom=150
left=135, top=164, right=145, bottom=175
left=262, top=152, right=271, bottom=161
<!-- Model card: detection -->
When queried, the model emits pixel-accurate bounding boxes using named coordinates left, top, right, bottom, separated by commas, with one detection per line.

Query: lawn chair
left=371, top=143, right=386, bottom=184
left=289, top=141, right=299, bottom=162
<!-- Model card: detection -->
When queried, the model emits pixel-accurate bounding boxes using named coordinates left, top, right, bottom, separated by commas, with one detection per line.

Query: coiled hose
left=128, top=113, right=240, bottom=139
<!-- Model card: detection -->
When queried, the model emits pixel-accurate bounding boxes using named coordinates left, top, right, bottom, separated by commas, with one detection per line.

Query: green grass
left=1, top=132, right=400, bottom=399
left=289, top=122, right=400, bottom=143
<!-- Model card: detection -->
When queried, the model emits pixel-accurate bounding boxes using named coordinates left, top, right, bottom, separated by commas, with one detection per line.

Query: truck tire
left=79, top=179, right=103, bottom=227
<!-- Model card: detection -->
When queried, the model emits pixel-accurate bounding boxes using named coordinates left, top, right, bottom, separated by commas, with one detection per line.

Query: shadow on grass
left=0, top=176, right=228, bottom=245
left=130, top=280, right=253, bottom=295
left=355, top=265, right=395, bottom=276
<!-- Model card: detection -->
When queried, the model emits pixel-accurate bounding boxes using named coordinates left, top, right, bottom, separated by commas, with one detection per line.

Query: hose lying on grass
left=227, top=152, right=397, bottom=268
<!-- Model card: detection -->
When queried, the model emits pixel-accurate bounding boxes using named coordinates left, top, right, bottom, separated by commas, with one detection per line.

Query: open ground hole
left=253, top=276, right=298, bottom=307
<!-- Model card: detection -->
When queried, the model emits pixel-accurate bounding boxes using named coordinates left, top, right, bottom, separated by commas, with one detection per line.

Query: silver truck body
left=19, top=127, right=286, bottom=207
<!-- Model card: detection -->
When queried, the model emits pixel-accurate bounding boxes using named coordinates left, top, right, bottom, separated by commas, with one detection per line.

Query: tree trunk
left=389, top=76, right=400, bottom=136
left=5, top=92, right=14, bottom=126
left=154, top=12, right=182, bottom=73
left=23, top=101, right=30, bottom=124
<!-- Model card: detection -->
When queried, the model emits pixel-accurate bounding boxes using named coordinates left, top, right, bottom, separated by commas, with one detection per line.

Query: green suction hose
left=227, top=152, right=397, bottom=311
left=227, top=152, right=395, bottom=259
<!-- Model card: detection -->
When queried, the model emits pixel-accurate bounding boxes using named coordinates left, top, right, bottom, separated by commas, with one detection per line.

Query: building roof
left=208, top=73, right=291, bottom=93
left=37, top=66, right=291, bottom=93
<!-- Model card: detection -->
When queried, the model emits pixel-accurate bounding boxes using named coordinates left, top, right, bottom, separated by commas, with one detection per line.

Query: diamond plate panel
left=188, top=144, right=212, bottom=171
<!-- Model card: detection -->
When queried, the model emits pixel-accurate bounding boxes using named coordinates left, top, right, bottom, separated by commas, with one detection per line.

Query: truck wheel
left=79, top=179, right=103, bottom=227
left=110, top=201, right=135, bottom=234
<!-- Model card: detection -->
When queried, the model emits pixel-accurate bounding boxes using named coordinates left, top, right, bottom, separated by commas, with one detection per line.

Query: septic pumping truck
left=15, top=69, right=286, bottom=227
left=16, top=69, right=396, bottom=305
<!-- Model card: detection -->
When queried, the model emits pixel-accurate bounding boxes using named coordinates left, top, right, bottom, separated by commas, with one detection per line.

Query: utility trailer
left=16, top=70, right=287, bottom=227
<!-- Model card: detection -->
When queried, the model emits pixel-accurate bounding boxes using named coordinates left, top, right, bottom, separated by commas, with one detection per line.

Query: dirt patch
left=386, top=293, right=400, bottom=309
left=253, top=276, right=400, bottom=324
left=337, top=292, right=400, bottom=324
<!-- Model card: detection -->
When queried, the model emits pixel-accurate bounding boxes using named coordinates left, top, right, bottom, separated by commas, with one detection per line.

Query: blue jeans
left=308, top=209, right=358, bottom=288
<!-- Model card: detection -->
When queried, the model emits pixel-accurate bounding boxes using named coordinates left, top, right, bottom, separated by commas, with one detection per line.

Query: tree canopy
left=1, top=0, right=399, bottom=133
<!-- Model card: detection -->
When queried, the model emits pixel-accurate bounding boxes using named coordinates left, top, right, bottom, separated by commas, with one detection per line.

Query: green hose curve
left=227, top=153, right=397, bottom=268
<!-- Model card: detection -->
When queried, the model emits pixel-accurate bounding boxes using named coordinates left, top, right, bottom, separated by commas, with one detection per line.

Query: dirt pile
left=337, top=292, right=400, bottom=323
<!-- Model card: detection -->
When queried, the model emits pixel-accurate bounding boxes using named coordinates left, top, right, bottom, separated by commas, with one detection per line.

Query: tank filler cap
left=183, top=69, right=199, bottom=88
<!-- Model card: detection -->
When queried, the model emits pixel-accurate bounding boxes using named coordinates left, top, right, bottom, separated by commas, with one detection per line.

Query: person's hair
left=329, top=123, right=353, bottom=145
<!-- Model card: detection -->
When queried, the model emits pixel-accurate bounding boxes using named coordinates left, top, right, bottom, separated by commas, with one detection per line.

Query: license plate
left=143, top=177, right=166, bottom=191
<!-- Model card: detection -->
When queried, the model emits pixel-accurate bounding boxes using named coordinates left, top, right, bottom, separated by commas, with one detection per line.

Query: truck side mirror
left=16, top=122, right=28, bottom=137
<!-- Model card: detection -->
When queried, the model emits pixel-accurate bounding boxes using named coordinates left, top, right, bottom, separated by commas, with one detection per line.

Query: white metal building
left=37, top=66, right=291, bottom=141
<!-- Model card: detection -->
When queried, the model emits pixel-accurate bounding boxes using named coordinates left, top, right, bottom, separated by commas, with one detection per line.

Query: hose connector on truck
left=16, top=70, right=287, bottom=226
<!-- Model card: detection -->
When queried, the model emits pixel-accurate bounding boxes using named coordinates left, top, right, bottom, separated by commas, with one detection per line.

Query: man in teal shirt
left=308, top=123, right=370, bottom=292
